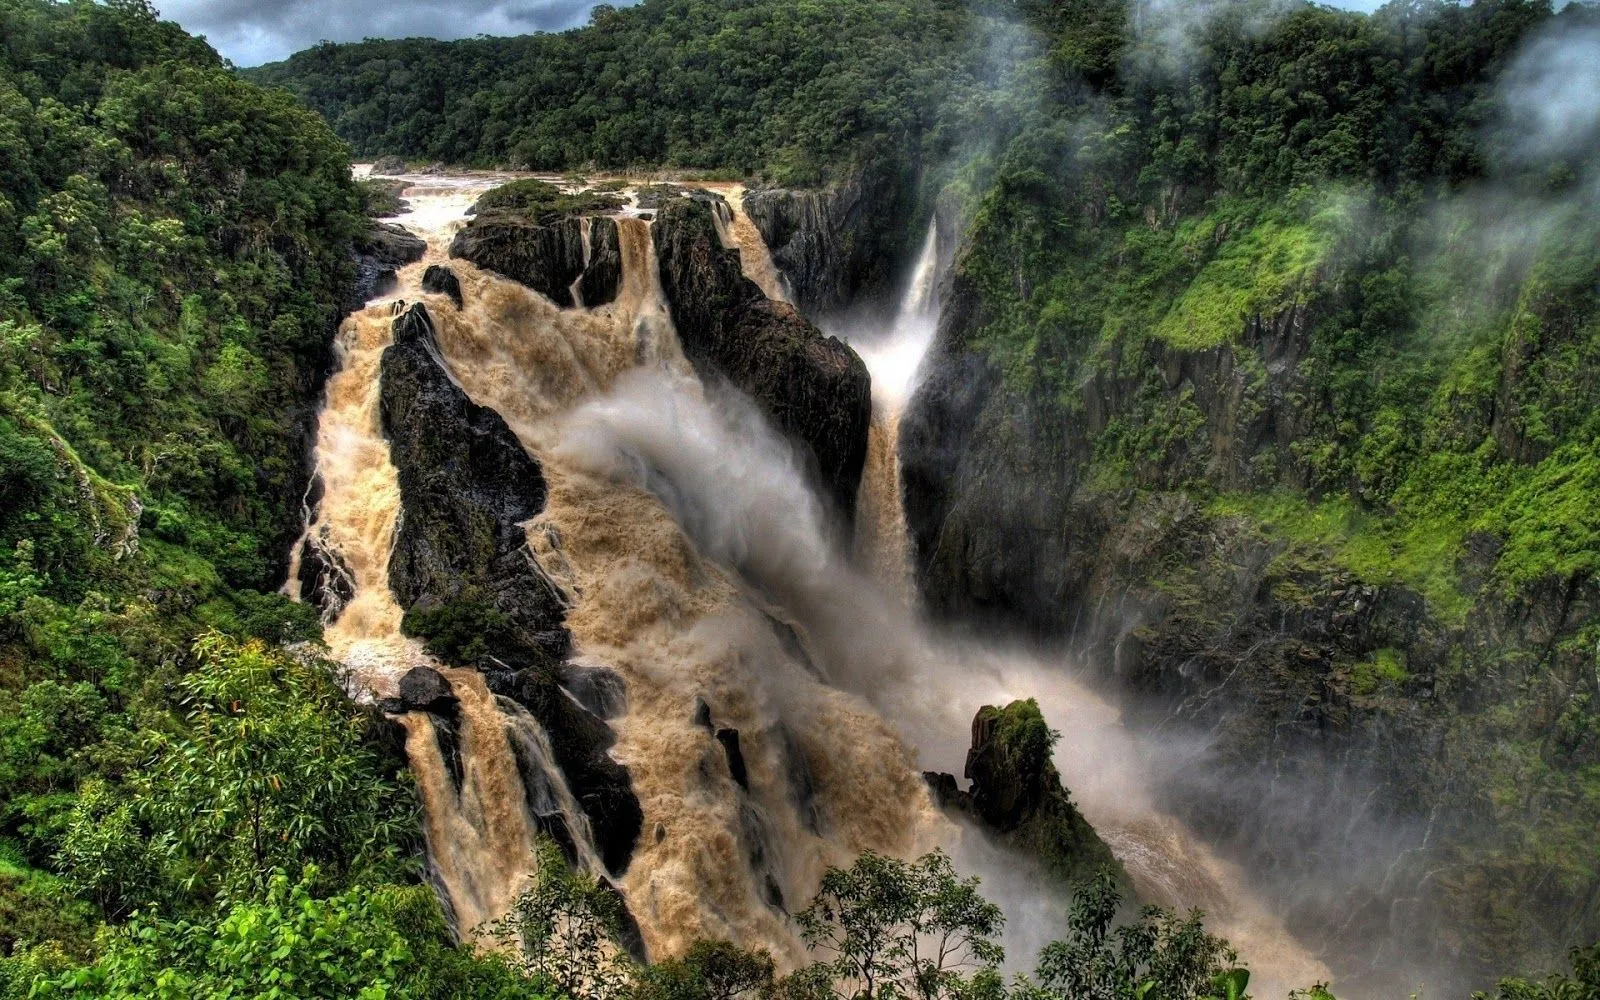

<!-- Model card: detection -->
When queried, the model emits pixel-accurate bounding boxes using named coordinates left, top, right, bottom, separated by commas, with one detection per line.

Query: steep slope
left=901, top=2, right=1600, bottom=990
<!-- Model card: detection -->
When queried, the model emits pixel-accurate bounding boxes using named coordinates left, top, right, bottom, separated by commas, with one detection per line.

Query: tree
left=494, top=837, right=636, bottom=1000
left=797, top=849, right=1005, bottom=1000
left=631, top=940, right=776, bottom=1000
left=1025, top=870, right=1242, bottom=1000
left=116, top=633, right=415, bottom=902
left=1472, top=942, right=1600, bottom=1000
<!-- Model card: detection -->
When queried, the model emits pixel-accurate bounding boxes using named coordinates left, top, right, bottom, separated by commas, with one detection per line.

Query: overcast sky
left=156, top=0, right=619, bottom=66
left=161, top=0, right=1396, bottom=68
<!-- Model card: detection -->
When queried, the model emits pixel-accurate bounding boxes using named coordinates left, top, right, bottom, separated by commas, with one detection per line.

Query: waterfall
left=842, top=221, right=941, bottom=599
left=287, top=174, right=626, bottom=945
left=293, top=176, right=1330, bottom=996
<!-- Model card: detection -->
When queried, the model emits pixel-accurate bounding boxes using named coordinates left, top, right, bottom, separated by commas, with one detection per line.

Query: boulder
left=652, top=195, right=872, bottom=516
left=421, top=264, right=463, bottom=309
left=370, top=155, right=407, bottom=176
left=449, top=211, right=623, bottom=309
left=399, top=665, right=457, bottom=712
left=921, top=771, right=971, bottom=812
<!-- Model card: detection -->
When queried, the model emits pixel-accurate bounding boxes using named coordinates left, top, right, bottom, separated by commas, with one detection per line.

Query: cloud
left=1494, top=20, right=1600, bottom=168
left=155, top=0, right=631, bottom=66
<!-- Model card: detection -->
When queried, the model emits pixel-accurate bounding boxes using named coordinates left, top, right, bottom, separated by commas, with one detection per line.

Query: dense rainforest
left=2, top=0, right=1599, bottom=996
left=256, top=0, right=1600, bottom=988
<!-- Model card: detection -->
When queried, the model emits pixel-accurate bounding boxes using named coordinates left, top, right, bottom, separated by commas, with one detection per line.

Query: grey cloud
left=156, top=0, right=628, bottom=66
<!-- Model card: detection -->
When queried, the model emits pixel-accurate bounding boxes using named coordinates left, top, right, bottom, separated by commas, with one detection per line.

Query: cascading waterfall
left=290, top=174, right=619, bottom=943
left=295, top=174, right=949, bottom=965
left=417, top=228, right=942, bottom=963
left=297, top=174, right=1328, bottom=996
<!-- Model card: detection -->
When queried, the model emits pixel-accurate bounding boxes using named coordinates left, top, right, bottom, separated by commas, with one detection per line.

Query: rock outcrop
left=487, top=667, right=644, bottom=877
left=379, top=302, right=570, bottom=671
left=349, top=222, right=425, bottom=310
left=744, top=167, right=919, bottom=318
left=652, top=194, right=872, bottom=516
left=449, top=212, right=622, bottom=309
left=369, top=155, right=407, bottom=176
left=925, top=701, right=1125, bottom=892
left=421, top=264, right=463, bottom=309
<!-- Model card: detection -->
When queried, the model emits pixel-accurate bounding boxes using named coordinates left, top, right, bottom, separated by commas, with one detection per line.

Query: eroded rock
left=421, top=264, right=463, bottom=309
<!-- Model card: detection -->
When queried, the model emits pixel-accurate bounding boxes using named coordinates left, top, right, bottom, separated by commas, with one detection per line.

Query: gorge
left=3, top=1, right=1599, bottom=998
left=289, top=168, right=1342, bottom=995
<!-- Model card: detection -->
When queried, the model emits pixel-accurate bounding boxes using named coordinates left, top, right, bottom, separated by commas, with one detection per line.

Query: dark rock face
left=922, top=771, right=970, bottom=812
left=449, top=213, right=623, bottom=309
left=349, top=222, right=425, bottom=311
left=744, top=167, right=918, bottom=318
left=421, top=264, right=463, bottom=309
left=294, top=533, right=355, bottom=618
left=379, top=302, right=570, bottom=669
left=716, top=728, right=749, bottom=790
left=450, top=213, right=585, bottom=307
left=578, top=216, right=623, bottom=307
left=652, top=196, right=872, bottom=516
left=559, top=662, right=628, bottom=719
left=399, top=666, right=457, bottom=712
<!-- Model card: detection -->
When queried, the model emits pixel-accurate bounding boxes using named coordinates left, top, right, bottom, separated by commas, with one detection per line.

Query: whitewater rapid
left=293, top=170, right=1329, bottom=995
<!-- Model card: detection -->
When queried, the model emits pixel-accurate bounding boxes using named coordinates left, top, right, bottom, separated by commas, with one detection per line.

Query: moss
left=1208, top=490, right=1473, bottom=625
left=1150, top=201, right=1341, bottom=350
left=1350, top=647, right=1409, bottom=697
left=981, top=698, right=1058, bottom=767
left=470, top=178, right=625, bottom=223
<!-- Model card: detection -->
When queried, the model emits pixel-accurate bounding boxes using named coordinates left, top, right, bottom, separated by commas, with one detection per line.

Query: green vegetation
left=245, top=0, right=1026, bottom=185
left=0, top=1, right=528, bottom=994
left=471, top=179, right=625, bottom=224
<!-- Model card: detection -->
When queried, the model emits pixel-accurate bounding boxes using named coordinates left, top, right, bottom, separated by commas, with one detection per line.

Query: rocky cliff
left=652, top=192, right=873, bottom=518
left=899, top=193, right=1600, bottom=989
left=744, top=167, right=919, bottom=319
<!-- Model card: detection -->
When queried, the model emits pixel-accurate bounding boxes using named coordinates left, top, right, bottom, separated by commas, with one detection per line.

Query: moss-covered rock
left=927, top=700, right=1127, bottom=893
